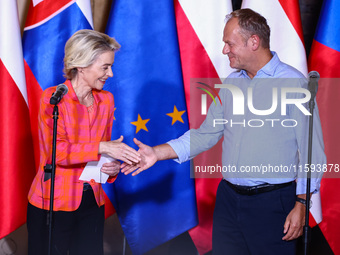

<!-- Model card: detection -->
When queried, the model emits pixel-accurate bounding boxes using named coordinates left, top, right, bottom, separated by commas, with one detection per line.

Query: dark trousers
left=212, top=180, right=297, bottom=255
left=27, top=188, right=105, bottom=255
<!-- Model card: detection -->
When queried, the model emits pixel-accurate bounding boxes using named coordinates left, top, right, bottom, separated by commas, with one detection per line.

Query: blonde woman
left=27, top=29, right=140, bottom=255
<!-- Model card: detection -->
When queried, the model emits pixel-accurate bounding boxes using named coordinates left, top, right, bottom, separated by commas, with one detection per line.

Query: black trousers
left=27, top=188, right=105, bottom=255
left=212, top=180, right=297, bottom=255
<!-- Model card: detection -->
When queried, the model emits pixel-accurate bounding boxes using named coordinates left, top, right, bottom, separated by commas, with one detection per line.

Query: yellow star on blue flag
left=131, top=114, right=150, bottom=133
left=166, top=106, right=186, bottom=125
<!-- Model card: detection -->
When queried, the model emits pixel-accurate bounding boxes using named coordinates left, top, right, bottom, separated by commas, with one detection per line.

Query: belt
left=225, top=180, right=294, bottom=196
left=83, top=183, right=92, bottom=191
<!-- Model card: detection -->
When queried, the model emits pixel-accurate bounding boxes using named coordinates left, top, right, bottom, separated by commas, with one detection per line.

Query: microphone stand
left=44, top=104, right=59, bottom=255
left=303, top=83, right=317, bottom=255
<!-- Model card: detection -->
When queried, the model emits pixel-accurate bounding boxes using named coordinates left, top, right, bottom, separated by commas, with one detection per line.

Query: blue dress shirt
left=168, top=52, right=326, bottom=194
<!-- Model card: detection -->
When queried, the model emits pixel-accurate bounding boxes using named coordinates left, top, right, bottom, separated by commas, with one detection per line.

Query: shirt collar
left=238, top=51, right=281, bottom=79
left=256, top=51, right=280, bottom=77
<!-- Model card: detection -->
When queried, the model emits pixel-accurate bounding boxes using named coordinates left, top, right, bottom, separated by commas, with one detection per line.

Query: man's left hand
left=282, top=200, right=306, bottom=241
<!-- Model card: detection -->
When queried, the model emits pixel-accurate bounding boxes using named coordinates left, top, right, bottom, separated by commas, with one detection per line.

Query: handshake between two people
left=99, top=136, right=170, bottom=177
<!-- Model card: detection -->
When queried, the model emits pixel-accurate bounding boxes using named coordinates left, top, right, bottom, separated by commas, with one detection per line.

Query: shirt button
left=90, top=179, right=95, bottom=184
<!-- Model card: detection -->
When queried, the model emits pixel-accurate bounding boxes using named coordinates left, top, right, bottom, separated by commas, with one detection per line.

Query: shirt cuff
left=167, top=131, right=191, bottom=164
left=296, top=177, right=321, bottom=195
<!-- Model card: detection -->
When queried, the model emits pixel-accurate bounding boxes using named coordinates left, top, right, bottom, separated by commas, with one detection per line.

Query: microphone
left=50, top=84, right=68, bottom=105
left=307, top=71, right=320, bottom=98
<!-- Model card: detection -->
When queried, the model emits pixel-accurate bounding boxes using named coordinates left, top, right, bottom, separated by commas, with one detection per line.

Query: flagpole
left=123, top=235, right=127, bottom=255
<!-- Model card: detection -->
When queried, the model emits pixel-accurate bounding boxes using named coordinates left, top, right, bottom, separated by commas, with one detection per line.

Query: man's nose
left=222, top=44, right=230, bottom=55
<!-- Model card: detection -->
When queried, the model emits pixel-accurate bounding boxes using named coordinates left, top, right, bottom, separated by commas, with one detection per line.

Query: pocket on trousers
left=278, top=187, right=296, bottom=215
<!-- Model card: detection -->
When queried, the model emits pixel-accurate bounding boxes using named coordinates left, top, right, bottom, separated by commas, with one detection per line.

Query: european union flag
left=103, top=1, right=197, bottom=254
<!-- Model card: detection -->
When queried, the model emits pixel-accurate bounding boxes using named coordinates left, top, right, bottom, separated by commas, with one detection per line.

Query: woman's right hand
left=121, top=138, right=158, bottom=176
left=99, top=136, right=141, bottom=165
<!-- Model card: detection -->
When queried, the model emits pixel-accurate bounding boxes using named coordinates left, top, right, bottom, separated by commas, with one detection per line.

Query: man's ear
left=250, top=34, right=260, bottom=50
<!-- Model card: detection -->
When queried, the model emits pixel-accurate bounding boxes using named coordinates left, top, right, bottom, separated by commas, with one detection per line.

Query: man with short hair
left=122, top=8, right=326, bottom=255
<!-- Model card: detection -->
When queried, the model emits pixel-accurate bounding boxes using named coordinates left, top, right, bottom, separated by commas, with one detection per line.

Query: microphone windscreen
left=57, top=84, right=68, bottom=95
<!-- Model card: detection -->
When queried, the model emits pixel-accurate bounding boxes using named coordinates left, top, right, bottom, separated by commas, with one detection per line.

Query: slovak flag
left=23, top=0, right=121, bottom=218
left=0, top=0, right=36, bottom=239
left=23, top=0, right=93, bottom=172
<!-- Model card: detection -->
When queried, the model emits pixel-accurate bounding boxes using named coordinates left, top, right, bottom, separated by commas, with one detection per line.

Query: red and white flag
left=242, top=0, right=308, bottom=76
left=0, top=0, right=36, bottom=239
left=175, top=1, right=233, bottom=254
left=241, top=0, right=322, bottom=225
left=175, top=1, right=323, bottom=252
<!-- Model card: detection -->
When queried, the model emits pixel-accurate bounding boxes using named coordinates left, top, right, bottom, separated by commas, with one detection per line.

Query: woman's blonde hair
left=63, top=29, right=121, bottom=79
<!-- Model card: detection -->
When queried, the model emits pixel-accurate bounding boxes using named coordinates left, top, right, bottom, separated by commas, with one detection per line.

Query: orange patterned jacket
left=28, top=80, right=116, bottom=211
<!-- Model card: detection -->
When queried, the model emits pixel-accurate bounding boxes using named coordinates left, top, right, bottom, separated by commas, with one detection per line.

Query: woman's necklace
left=87, top=93, right=95, bottom=113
